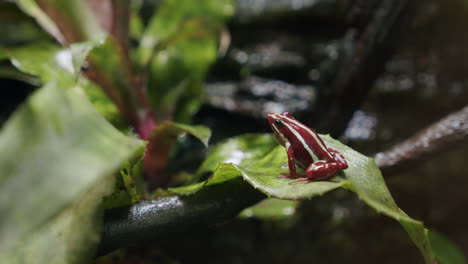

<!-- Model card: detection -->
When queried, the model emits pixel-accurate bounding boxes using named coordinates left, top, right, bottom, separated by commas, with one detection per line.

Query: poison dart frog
left=267, top=112, right=348, bottom=184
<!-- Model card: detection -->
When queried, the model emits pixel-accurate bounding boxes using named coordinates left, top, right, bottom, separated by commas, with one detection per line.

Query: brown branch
left=374, top=105, right=468, bottom=173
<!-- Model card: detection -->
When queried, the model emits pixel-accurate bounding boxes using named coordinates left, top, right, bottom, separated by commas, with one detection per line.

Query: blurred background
left=1, top=0, right=467, bottom=263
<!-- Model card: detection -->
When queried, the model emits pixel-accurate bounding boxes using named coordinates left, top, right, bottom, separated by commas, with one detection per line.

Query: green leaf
left=138, top=0, right=234, bottom=122
left=1, top=41, right=122, bottom=125
left=178, top=133, right=460, bottom=263
left=138, top=0, right=233, bottom=65
left=69, top=38, right=105, bottom=76
left=16, top=0, right=64, bottom=43
left=428, top=230, right=466, bottom=264
left=144, top=121, right=211, bottom=187
left=85, top=36, right=154, bottom=135
left=0, top=82, right=145, bottom=263
left=240, top=198, right=299, bottom=220
left=196, top=133, right=278, bottom=175
left=0, top=42, right=73, bottom=84
left=102, top=158, right=145, bottom=209
left=18, top=0, right=105, bottom=43
left=234, top=146, right=348, bottom=200
left=0, top=2, right=49, bottom=45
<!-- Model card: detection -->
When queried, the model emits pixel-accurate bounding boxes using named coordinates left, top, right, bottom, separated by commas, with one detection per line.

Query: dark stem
left=97, top=177, right=265, bottom=256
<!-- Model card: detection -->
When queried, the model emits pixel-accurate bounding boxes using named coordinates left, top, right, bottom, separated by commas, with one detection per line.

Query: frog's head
left=267, top=112, right=295, bottom=146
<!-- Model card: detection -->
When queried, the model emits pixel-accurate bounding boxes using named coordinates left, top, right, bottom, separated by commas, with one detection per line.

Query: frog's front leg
left=279, top=143, right=302, bottom=179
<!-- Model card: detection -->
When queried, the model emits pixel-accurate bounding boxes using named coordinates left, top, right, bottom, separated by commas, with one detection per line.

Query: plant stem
left=375, top=105, right=468, bottom=174
left=97, top=177, right=265, bottom=256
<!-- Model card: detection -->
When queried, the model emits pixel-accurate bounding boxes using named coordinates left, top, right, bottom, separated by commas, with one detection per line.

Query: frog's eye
left=274, top=118, right=283, bottom=127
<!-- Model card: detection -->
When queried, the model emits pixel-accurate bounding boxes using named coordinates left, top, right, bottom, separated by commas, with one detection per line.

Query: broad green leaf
left=0, top=2, right=49, bottom=45
left=0, top=82, right=144, bottom=263
left=176, top=133, right=461, bottom=264
left=16, top=0, right=64, bottom=43
left=138, top=0, right=234, bottom=122
left=18, top=0, right=105, bottom=43
left=240, top=198, right=299, bottom=220
left=196, top=133, right=278, bottom=175
left=166, top=134, right=276, bottom=196
left=138, top=0, right=233, bottom=65
left=1, top=41, right=122, bottom=125
left=428, top=230, right=466, bottom=264
left=235, top=146, right=348, bottom=200
left=166, top=163, right=240, bottom=196
left=0, top=42, right=73, bottom=84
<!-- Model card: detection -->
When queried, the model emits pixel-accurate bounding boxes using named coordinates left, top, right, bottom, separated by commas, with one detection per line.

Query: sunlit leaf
left=0, top=82, right=144, bottom=263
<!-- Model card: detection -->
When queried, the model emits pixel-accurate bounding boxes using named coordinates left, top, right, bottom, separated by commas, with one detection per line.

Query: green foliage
left=0, top=42, right=73, bottom=84
left=240, top=198, right=299, bottom=220
left=0, top=26, right=142, bottom=263
left=18, top=0, right=104, bottom=43
left=138, top=0, right=234, bottom=122
left=151, top=121, right=212, bottom=147
left=1, top=41, right=122, bottom=125
left=0, top=82, right=144, bottom=263
left=428, top=231, right=466, bottom=264
left=174, top=133, right=464, bottom=264
left=144, top=121, right=212, bottom=187
left=16, top=0, right=64, bottom=43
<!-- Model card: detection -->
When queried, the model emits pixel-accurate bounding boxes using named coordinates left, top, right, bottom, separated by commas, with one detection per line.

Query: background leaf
left=144, top=121, right=212, bottom=188
left=0, top=42, right=73, bottom=84
left=239, top=198, right=299, bottom=220
left=16, top=0, right=65, bottom=43
left=138, top=0, right=234, bottom=122
left=0, top=41, right=123, bottom=126
left=428, top=230, right=466, bottom=264
left=19, top=0, right=105, bottom=44
left=0, top=82, right=144, bottom=263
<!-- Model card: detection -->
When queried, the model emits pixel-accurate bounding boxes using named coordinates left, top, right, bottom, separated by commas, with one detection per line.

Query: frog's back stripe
left=280, top=115, right=334, bottom=161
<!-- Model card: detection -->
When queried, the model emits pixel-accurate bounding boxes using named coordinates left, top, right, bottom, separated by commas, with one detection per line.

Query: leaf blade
left=0, top=82, right=144, bottom=263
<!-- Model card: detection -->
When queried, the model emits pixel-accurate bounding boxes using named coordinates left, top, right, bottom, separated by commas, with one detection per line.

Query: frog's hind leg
left=327, top=148, right=348, bottom=169
left=305, top=161, right=343, bottom=181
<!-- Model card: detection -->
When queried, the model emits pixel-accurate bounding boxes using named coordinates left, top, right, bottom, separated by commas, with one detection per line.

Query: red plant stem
left=36, top=0, right=158, bottom=140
